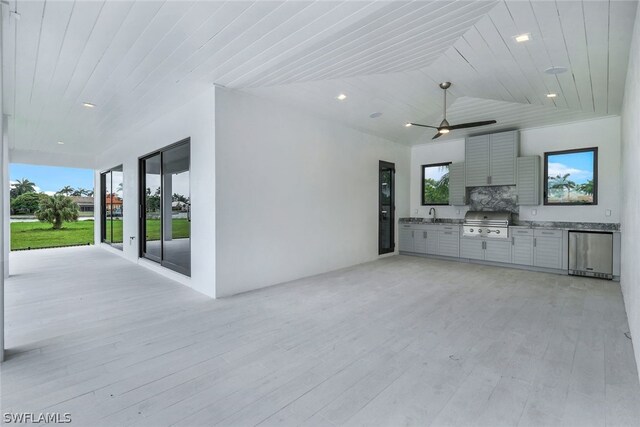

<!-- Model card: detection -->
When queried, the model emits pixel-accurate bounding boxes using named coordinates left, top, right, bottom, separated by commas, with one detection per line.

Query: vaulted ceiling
left=1, top=0, right=638, bottom=159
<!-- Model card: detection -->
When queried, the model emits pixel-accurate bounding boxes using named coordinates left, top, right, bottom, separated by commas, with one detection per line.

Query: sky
left=10, top=163, right=94, bottom=195
left=423, top=164, right=449, bottom=181
left=547, top=151, right=595, bottom=184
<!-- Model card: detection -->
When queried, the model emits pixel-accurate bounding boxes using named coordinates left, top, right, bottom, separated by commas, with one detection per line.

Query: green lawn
left=11, top=220, right=95, bottom=250
left=11, top=218, right=190, bottom=250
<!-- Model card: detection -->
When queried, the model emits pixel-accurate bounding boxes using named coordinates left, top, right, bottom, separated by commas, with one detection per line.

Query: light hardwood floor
left=2, top=246, right=640, bottom=426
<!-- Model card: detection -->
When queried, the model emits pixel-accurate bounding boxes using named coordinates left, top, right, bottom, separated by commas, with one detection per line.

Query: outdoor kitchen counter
left=510, top=223, right=621, bottom=233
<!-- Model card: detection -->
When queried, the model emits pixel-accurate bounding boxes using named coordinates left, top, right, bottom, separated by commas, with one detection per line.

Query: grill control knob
left=496, top=230, right=500, bottom=234
left=478, top=229, right=482, bottom=233
left=470, top=228, right=474, bottom=232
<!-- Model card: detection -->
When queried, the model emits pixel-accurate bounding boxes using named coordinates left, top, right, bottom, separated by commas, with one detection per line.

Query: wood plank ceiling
left=1, top=0, right=637, bottom=158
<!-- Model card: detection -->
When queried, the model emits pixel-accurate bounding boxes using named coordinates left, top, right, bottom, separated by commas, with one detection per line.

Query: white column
left=0, top=4, right=5, bottom=362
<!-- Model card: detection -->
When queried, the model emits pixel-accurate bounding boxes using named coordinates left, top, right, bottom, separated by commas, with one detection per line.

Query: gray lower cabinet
left=511, top=235, right=534, bottom=265
left=461, top=238, right=511, bottom=263
left=448, top=162, right=466, bottom=206
left=398, top=226, right=414, bottom=252
left=399, top=225, right=438, bottom=254
left=484, top=240, right=511, bottom=263
left=533, top=234, right=563, bottom=269
left=461, top=238, right=484, bottom=260
left=438, top=229, right=460, bottom=257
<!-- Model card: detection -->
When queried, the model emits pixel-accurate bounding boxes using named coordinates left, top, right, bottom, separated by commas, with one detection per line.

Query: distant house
left=103, top=194, right=123, bottom=216
left=69, top=196, right=94, bottom=213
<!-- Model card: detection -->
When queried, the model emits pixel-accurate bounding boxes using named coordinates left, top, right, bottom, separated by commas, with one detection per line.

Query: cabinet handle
left=534, top=238, right=537, bottom=247
left=512, top=236, right=514, bottom=245
left=412, top=231, right=414, bottom=238
left=424, top=231, right=427, bottom=239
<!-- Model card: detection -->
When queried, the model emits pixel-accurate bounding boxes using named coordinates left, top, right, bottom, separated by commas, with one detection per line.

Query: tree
left=577, top=179, right=594, bottom=196
left=35, top=194, right=79, bottom=229
left=423, top=172, right=449, bottom=204
left=10, top=192, right=48, bottom=214
left=548, top=173, right=576, bottom=201
left=11, top=178, right=37, bottom=198
left=57, top=186, right=74, bottom=196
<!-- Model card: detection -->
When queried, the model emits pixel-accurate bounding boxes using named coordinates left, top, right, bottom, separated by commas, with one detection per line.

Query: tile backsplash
left=468, top=186, right=518, bottom=213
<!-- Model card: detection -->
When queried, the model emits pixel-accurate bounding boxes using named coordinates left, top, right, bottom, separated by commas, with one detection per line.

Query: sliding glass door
left=100, top=165, right=124, bottom=250
left=139, top=139, right=191, bottom=276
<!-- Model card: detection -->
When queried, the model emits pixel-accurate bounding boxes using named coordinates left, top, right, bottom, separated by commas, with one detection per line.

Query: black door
left=379, top=161, right=395, bottom=255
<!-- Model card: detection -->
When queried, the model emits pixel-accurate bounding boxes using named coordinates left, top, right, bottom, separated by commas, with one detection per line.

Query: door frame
left=379, top=160, right=396, bottom=255
left=138, top=138, right=191, bottom=274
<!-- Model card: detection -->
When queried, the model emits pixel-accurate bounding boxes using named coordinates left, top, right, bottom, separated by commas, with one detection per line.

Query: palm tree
left=577, top=179, right=594, bottom=196
left=12, top=178, right=37, bottom=197
left=549, top=173, right=576, bottom=201
left=57, top=185, right=74, bottom=196
left=35, top=195, right=79, bottom=229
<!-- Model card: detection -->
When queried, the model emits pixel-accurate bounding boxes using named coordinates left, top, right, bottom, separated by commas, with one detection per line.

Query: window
left=100, top=165, right=124, bottom=249
left=422, top=162, right=451, bottom=205
left=544, top=147, right=598, bottom=205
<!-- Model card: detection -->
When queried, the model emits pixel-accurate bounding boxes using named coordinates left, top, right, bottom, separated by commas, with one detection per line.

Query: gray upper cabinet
left=465, top=131, right=519, bottom=187
left=449, top=162, right=466, bottom=206
left=489, top=131, right=518, bottom=185
left=516, top=156, right=541, bottom=206
left=465, top=135, right=490, bottom=187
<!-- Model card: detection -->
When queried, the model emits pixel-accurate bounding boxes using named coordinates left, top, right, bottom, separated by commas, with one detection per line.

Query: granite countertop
left=511, top=221, right=620, bottom=232
left=399, top=217, right=463, bottom=225
left=399, top=217, right=620, bottom=232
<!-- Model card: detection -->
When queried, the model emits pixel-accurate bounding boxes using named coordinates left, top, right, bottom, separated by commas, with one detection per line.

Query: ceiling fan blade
left=432, top=132, right=443, bottom=140
left=409, top=122, right=439, bottom=129
left=448, top=120, right=497, bottom=130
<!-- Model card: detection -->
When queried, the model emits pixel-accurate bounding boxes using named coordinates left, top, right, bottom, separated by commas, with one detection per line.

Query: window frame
left=421, top=161, right=452, bottom=206
left=100, top=164, right=124, bottom=249
left=543, top=147, right=598, bottom=206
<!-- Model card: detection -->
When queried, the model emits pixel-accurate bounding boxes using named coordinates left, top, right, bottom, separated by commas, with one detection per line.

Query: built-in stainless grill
left=463, top=211, right=512, bottom=239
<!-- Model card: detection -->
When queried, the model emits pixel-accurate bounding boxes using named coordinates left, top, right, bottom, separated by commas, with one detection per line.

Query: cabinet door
left=414, top=229, right=428, bottom=254
left=461, top=238, right=484, bottom=260
left=533, top=236, right=563, bottom=269
left=398, top=227, right=414, bottom=252
left=511, top=235, right=534, bottom=265
left=516, top=156, right=540, bottom=206
left=438, top=231, right=460, bottom=257
left=484, top=239, right=511, bottom=263
left=465, top=135, right=490, bottom=187
left=489, top=131, right=518, bottom=186
left=449, top=162, right=466, bottom=206
left=426, top=230, right=438, bottom=255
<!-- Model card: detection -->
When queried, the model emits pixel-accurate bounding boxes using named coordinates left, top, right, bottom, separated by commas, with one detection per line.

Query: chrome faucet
left=428, top=207, right=436, bottom=221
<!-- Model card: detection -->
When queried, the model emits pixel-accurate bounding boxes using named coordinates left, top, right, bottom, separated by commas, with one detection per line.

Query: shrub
left=35, top=195, right=80, bottom=230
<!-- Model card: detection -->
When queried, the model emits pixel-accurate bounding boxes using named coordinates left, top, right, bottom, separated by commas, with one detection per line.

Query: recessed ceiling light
left=57, top=141, right=64, bottom=145
left=369, top=112, right=382, bottom=119
left=545, top=66, right=568, bottom=75
left=405, top=123, right=412, bottom=127
left=82, top=102, right=96, bottom=108
left=514, top=33, right=531, bottom=43
left=336, top=93, right=347, bottom=101
left=546, top=93, right=557, bottom=98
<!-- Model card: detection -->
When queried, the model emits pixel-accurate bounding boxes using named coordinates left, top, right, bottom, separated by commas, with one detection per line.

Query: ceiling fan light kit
left=408, top=82, right=497, bottom=139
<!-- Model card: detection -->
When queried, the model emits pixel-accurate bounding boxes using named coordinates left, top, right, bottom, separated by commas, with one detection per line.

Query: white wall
left=95, top=88, right=216, bottom=297
left=214, top=88, right=410, bottom=297
left=519, top=117, right=621, bottom=223
left=620, top=4, right=640, bottom=381
left=410, top=116, right=622, bottom=224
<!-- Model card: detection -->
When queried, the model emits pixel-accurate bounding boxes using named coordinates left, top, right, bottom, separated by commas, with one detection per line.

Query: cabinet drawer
left=511, top=228, right=533, bottom=236
left=440, top=225, right=460, bottom=233
left=400, top=224, right=413, bottom=229
left=534, top=229, right=563, bottom=238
